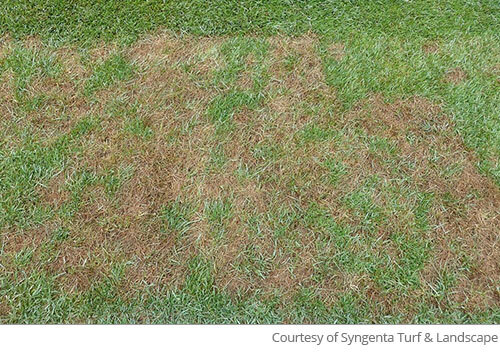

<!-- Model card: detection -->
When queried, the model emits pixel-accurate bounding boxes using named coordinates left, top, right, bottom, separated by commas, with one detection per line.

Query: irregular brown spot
left=21, top=35, right=44, bottom=51
left=422, top=41, right=440, bottom=54
left=444, top=67, right=467, bottom=84
left=1, top=34, right=498, bottom=319
left=0, top=74, right=16, bottom=133
left=29, top=35, right=225, bottom=292
left=0, top=298, right=10, bottom=319
left=329, top=42, right=345, bottom=60
left=345, top=95, right=500, bottom=310
left=39, top=172, right=70, bottom=208
left=267, top=33, right=335, bottom=131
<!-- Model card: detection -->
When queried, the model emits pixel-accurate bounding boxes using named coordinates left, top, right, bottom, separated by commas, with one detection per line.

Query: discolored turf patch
left=0, top=33, right=499, bottom=322
left=343, top=95, right=499, bottom=308
left=444, top=67, right=468, bottom=84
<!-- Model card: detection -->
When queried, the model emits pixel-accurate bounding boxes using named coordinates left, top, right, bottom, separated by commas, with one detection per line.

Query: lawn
left=0, top=1, right=499, bottom=323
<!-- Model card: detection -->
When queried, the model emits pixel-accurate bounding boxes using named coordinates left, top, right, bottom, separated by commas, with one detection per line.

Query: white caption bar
left=1, top=325, right=499, bottom=351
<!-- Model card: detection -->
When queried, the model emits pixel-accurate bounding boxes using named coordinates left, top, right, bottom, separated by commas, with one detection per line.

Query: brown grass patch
left=1, top=34, right=498, bottom=316
left=345, top=95, right=500, bottom=310
left=0, top=74, right=16, bottom=129
left=204, top=35, right=341, bottom=298
left=37, top=35, right=226, bottom=292
left=266, top=33, right=335, bottom=135
left=269, top=33, right=329, bottom=98
left=444, top=67, right=468, bottom=84
left=329, top=42, right=345, bottom=60
left=422, top=41, right=440, bottom=54
left=0, top=39, right=91, bottom=139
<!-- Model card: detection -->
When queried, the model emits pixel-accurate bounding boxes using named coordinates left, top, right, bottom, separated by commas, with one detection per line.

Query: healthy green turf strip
left=1, top=1, right=499, bottom=44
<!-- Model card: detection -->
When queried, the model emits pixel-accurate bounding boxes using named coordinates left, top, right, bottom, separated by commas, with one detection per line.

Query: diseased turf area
left=0, top=2, right=499, bottom=324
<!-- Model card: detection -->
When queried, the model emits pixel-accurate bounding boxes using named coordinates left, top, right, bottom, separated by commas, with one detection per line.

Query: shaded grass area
left=1, top=1, right=499, bottom=45
left=0, top=6, right=499, bottom=324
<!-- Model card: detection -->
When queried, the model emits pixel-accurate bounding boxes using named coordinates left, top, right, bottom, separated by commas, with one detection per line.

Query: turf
left=0, top=1, right=499, bottom=324
left=1, top=1, right=499, bottom=44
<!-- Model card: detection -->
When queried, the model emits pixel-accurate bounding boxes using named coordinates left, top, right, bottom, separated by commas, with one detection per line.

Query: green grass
left=84, top=53, right=134, bottom=95
left=123, top=117, right=153, bottom=140
left=1, top=46, right=61, bottom=94
left=1, top=1, right=499, bottom=45
left=0, top=1, right=499, bottom=324
left=320, top=32, right=500, bottom=183
left=160, top=200, right=193, bottom=237
left=0, top=135, right=68, bottom=229
left=205, top=198, right=233, bottom=239
left=2, top=255, right=498, bottom=324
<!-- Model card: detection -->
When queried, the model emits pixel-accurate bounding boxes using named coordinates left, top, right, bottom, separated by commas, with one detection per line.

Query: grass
left=2, top=46, right=61, bottom=95
left=1, top=1, right=499, bottom=44
left=0, top=1, right=499, bottom=324
left=160, top=200, right=193, bottom=237
left=84, top=54, right=134, bottom=95
left=0, top=135, right=69, bottom=229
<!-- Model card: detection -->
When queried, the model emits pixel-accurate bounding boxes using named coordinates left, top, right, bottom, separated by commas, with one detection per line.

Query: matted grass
left=0, top=2, right=499, bottom=324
